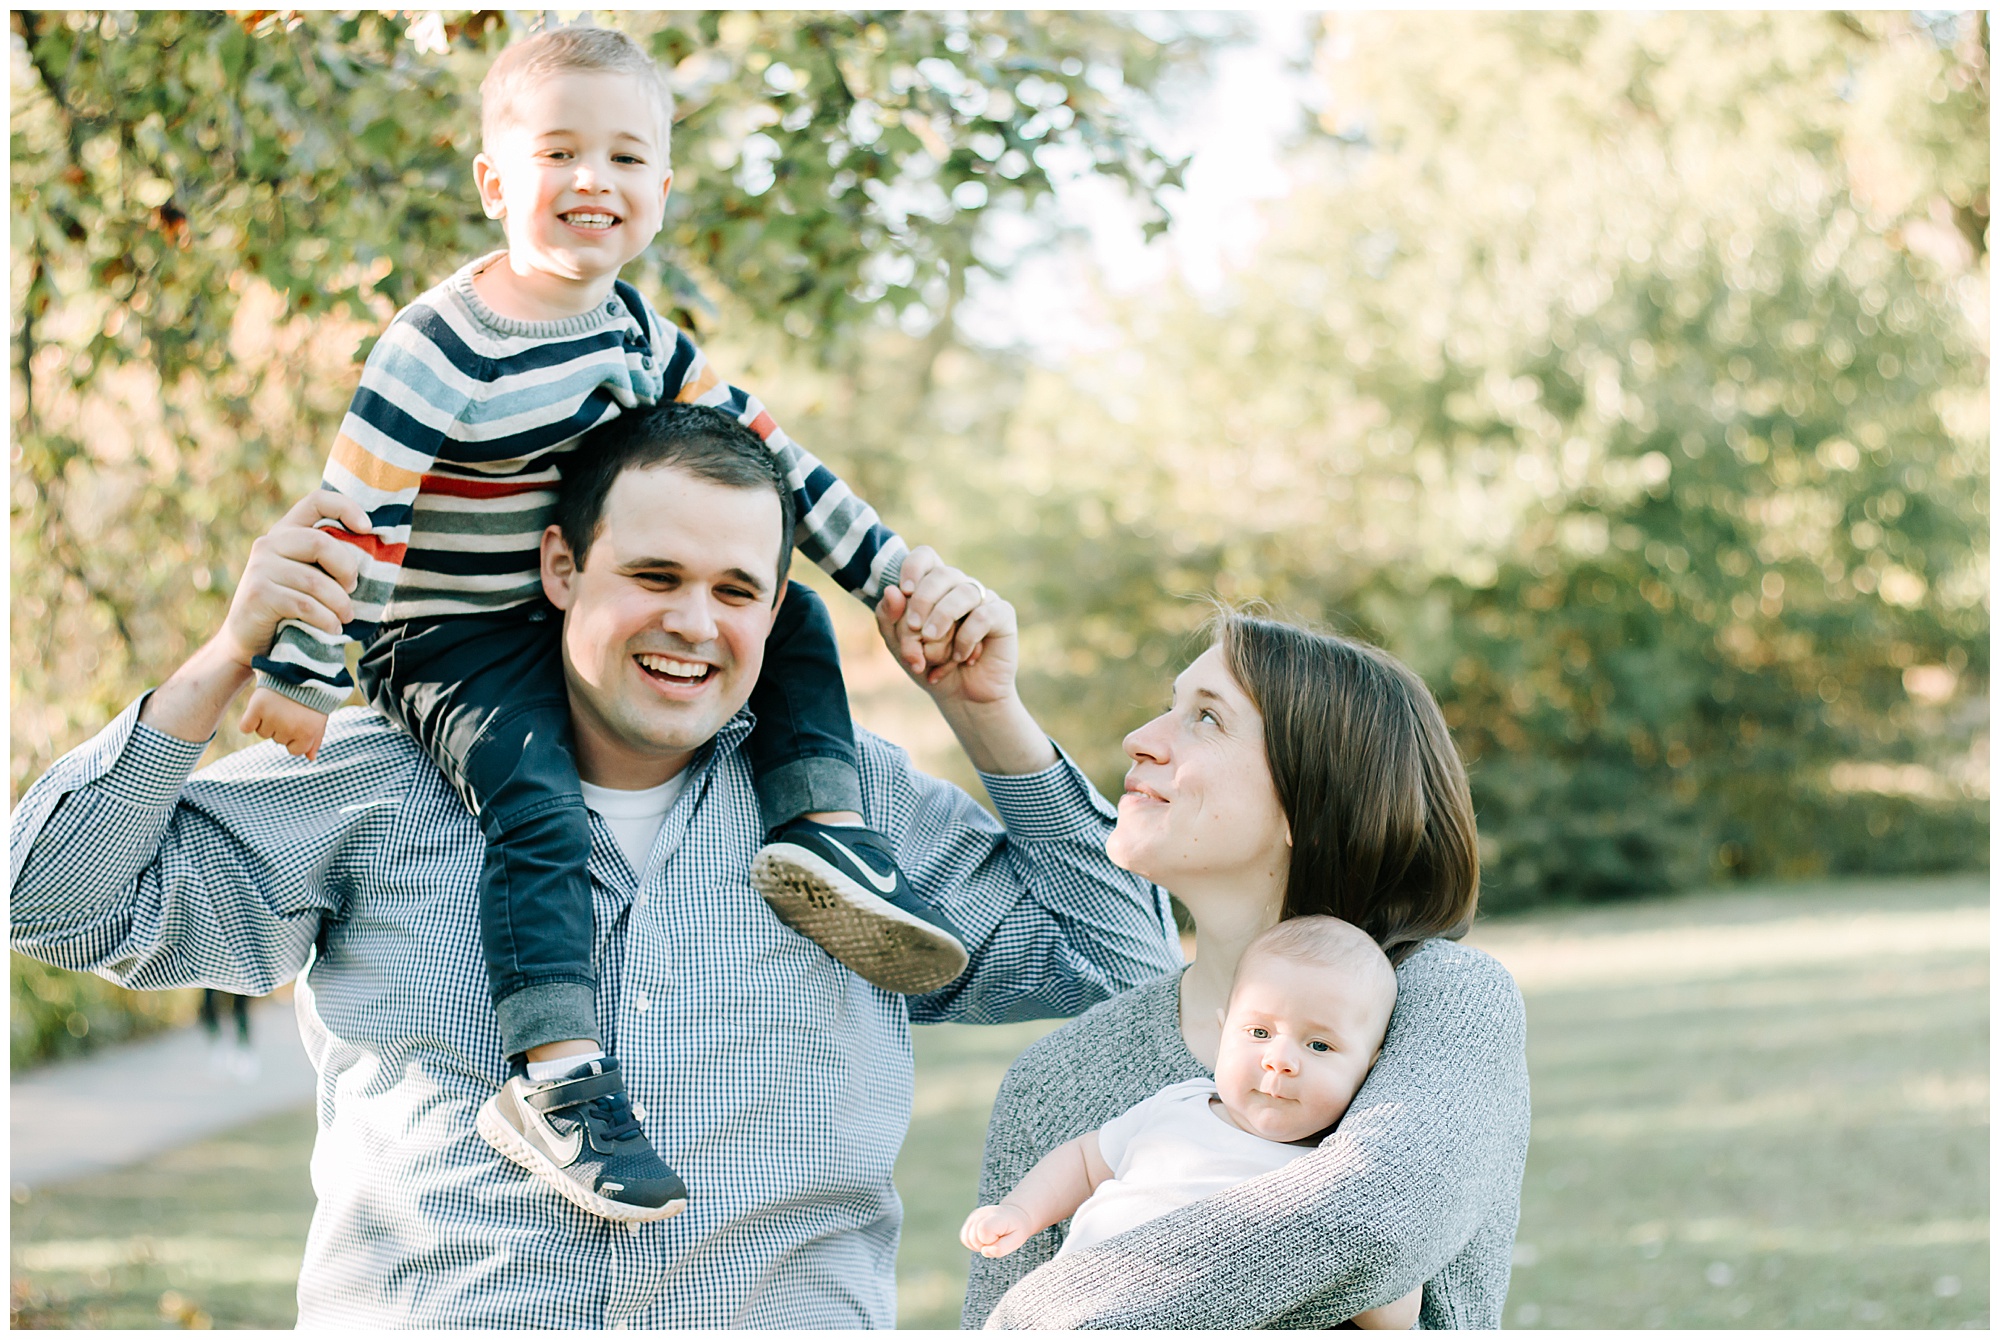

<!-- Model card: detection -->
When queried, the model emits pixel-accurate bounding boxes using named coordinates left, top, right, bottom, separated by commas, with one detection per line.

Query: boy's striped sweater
left=254, top=252, right=908, bottom=714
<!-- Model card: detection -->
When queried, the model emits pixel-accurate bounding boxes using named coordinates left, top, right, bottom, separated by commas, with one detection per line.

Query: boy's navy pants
left=357, top=581, right=862, bottom=1058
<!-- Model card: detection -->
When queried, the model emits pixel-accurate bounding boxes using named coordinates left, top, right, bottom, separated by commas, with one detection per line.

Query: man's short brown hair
left=480, top=24, right=674, bottom=155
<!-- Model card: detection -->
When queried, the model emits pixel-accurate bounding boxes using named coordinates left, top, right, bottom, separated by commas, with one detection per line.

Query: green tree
left=915, top=11, right=1988, bottom=906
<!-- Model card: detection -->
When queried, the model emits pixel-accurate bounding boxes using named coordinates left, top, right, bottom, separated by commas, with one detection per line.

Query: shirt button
left=634, top=993, right=650, bottom=1013
left=605, top=300, right=620, bottom=315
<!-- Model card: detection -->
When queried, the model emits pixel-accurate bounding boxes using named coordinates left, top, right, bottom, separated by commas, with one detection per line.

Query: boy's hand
left=891, top=547, right=1001, bottom=682
left=240, top=685, right=331, bottom=761
left=959, top=1203, right=1036, bottom=1259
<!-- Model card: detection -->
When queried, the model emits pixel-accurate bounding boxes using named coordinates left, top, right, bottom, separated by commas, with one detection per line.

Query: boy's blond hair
left=1233, top=915, right=1398, bottom=1032
left=480, top=24, right=674, bottom=156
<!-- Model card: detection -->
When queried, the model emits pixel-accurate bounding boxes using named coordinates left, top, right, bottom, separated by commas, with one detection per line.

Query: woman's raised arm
left=984, top=941, right=1529, bottom=1330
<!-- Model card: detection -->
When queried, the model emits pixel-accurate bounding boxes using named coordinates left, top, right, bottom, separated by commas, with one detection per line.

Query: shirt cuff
left=976, top=741, right=1120, bottom=842
left=97, top=697, right=213, bottom=807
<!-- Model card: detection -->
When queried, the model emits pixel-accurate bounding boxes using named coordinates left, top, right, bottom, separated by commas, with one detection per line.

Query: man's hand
left=959, top=1202, right=1037, bottom=1259
left=875, top=554, right=1054, bottom=777
left=139, top=491, right=369, bottom=746
left=879, top=548, right=1016, bottom=704
left=240, top=686, right=332, bottom=761
left=215, top=490, right=370, bottom=671
left=886, top=546, right=1003, bottom=683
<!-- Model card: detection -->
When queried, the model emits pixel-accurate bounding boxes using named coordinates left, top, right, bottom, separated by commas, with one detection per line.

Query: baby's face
left=1212, top=953, right=1390, bottom=1144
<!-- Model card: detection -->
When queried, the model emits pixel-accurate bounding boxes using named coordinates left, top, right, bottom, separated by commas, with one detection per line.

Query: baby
left=961, top=916, right=1422, bottom=1329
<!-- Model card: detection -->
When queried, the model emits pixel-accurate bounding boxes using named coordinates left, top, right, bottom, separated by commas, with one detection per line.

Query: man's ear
left=541, top=525, right=578, bottom=609
left=771, top=576, right=788, bottom=613
left=473, top=152, right=506, bottom=219
left=658, top=167, right=674, bottom=208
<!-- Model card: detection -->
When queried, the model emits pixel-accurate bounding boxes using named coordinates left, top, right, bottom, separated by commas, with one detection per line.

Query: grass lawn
left=9, top=1107, right=315, bottom=1329
left=1476, top=872, right=1988, bottom=1330
left=11, top=873, right=1986, bottom=1329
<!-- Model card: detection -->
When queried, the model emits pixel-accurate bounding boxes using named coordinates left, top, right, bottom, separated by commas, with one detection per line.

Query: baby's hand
left=240, top=686, right=330, bottom=761
left=958, top=1203, right=1035, bottom=1258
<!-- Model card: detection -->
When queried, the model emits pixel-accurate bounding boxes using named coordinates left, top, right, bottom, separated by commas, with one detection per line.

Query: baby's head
left=1212, top=916, right=1397, bottom=1144
left=474, top=26, right=676, bottom=288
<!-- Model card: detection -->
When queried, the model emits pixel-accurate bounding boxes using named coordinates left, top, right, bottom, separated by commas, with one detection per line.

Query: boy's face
left=474, top=70, right=672, bottom=293
left=1211, top=952, right=1391, bottom=1144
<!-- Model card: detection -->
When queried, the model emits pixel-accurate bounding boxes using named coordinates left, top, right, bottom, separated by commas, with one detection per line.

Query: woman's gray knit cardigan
left=962, top=938, right=1529, bottom=1329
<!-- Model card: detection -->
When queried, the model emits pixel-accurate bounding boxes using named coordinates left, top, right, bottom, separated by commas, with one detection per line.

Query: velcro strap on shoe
left=524, top=1069, right=623, bottom=1114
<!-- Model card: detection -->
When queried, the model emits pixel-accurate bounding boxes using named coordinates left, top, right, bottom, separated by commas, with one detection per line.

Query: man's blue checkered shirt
left=9, top=695, right=1181, bottom=1328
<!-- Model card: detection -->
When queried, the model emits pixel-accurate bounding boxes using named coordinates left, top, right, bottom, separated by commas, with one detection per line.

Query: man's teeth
left=565, top=212, right=616, bottom=228
left=638, top=653, right=707, bottom=679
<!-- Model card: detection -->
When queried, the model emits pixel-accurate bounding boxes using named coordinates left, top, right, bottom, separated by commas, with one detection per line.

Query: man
left=9, top=404, right=1181, bottom=1328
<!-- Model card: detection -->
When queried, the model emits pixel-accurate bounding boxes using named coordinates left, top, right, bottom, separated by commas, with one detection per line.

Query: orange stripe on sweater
left=675, top=365, right=720, bottom=402
left=330, top=434, right=425, bottom=494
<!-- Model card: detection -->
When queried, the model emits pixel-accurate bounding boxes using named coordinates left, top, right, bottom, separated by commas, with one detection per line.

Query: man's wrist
left=138, top=635, right=255, bottom=744
left=936, top=692, right=1057, bottom=776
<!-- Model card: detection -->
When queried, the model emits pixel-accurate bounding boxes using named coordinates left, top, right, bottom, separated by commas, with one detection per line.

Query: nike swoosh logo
left=520, top=1088, right=584, bottom=1165
left=822, top=834, right=900, bottom=896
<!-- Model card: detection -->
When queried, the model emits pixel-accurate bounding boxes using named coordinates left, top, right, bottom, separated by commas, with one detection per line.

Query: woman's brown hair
left=1216, top=610, right=1480, bottom=965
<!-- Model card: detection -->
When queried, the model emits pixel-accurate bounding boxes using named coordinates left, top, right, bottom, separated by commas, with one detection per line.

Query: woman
left=962, top=611, right=1529, bottom=1329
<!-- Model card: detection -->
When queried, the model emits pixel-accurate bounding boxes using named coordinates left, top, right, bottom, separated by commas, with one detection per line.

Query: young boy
left=241, top=24, right=978, bottom=1224
left=960, top=917, right=1423, bottom=1330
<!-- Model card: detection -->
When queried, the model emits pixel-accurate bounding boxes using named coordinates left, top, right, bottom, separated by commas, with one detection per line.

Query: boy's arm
left=962, top=1132, right=1114, bottom=1258
left=658, top=322, right=909, bottom=605
left=254, top=313, right=466, bottom=715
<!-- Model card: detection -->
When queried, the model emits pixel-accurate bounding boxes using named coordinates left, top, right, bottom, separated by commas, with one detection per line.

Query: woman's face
left=1107, top=645, right=1291, bottom=898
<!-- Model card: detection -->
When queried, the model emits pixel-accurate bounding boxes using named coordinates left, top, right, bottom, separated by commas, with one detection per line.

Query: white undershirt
left=578, top=773, right=690, bottom=877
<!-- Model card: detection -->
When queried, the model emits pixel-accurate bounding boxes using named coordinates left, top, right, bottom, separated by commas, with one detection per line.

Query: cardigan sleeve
left=983, top=942, right=1530, bottom=1330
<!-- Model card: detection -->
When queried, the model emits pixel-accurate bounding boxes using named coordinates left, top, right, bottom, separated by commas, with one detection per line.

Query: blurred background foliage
left=10, top=11, right=1987, bottom=1059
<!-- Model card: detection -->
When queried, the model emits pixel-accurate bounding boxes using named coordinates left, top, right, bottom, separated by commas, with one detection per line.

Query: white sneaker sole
left=750, top=845, right=970, bottom=994
left=475, top=1092, right=686, bottom=1223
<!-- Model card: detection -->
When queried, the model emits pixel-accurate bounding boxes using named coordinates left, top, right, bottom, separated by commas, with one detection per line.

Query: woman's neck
left=1176, top=907, right=1277, bottom=1072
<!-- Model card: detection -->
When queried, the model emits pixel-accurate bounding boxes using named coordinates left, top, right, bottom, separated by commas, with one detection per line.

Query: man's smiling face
left=541, top=461, right=784, bottom=789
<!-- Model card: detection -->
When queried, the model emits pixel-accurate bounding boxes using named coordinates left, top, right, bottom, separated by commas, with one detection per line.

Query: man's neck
left=570, top=718, right=697, bottom=792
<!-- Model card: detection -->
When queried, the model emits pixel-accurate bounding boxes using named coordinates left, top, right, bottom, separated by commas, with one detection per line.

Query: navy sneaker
left=750, top=820, right=970, bottom=994
left=476, top=1058, right=687, bottom=1222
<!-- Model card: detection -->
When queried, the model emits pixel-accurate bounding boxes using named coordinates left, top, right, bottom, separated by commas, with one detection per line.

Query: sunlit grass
left=9, top=875, right=1984, bottom=1329
left=1477, top=874, right=1988, bottom=1330
left=9, top=1108, right=313, bottom=1329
